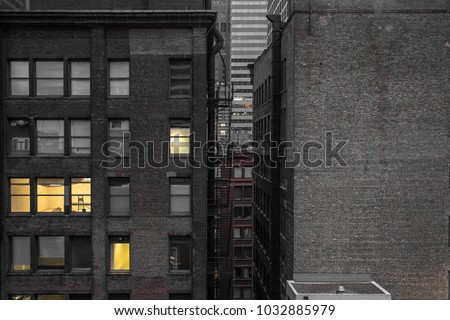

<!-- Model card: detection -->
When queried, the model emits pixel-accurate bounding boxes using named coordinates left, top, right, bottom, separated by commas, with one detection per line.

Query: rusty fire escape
left=207, top=47, right=234, bottom=299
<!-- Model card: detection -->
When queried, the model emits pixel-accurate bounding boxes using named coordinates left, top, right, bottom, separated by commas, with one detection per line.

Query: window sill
left=169, top=270, right=191, bottom=275
left=107, top=214, right=131, bottom=218
left=107, top=96, right=130, bottom=99
left=8, top=271, right=32, bottom=275
left=108, top=272, right=131, bottom=276
left=167, top=96, right=193, bottom=100
left=168, top=214, right=192, bottom=218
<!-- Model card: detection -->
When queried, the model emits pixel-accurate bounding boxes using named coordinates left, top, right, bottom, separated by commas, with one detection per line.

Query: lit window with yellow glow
left=110, top=237, right=130, bottom=272
left=37, top=178, right=64, bottom=213
left=170, top=127, right=190, bottom=155
left=11, top=236, right=31, bottom=271
left=71, top=178, right=91, bottom=213
left=10, top=178, right=30, bottom=213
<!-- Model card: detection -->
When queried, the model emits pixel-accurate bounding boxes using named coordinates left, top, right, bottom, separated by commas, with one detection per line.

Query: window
left=71, top=178, right=91, bottom=213
left=234, top=267, right=252, bottom=279
left=234, top=227, right=241, bottom=239
left=38, top=236, right=65, bottom=269
left=36, top=120, right=64, bottom=155
left=170, top=59, right=191, bottom=97
left=234, top=167, right=243, bottom=178
left=234, top=246, right=251, bottom=259
left=11, top=236, right=31, bottom=271
left=108, top=293, right=130, bottom=300
left=71, top=237, right=92, bottom=271
left=233, top=287, right=252, bottom=299
left=169, top=236, right=191, bottom=272
left=69, top=294, right=91, bottom=300
left=244, top=167, right=252, bottom=178
left=234, top=186, right=252, bottom=199
left=9, top=119, right=30, bottom=155
left=109, top=61, right=129, bottom=96
left=37, top=295, right=65, bottom=300
left=108, top=120, right=130, bottom=157
left=37, top=178, right=65, bottom=213
left=10, top=295, right=31, bottom=300
left=170, top=124, right=190, bottom=155
left=170, top=178, right=191, bottom=215
left=109, top=178, right=130, bottom=216
left=235, top=227, right=252, bottom=239
left=243, top=227, right=252, bottom=239
left=234, top=206, right=252, bottom=219
left=70, top=61, right=90, bottom=95
left=110, top=237, right=130, bottom=272
left=9, top=61, right=29, bottom=96
left=71, top=120, right=90, bottom=155
left=10, top=178, right=30, bottom=213
left=36, top=61, right=64, bottom=95
left=169, top=293, right=192, bottom=300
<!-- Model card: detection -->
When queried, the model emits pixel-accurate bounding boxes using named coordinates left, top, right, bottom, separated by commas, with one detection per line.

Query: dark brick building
left=252, top=0, right=450, bottom=299
left=230, top=152, right=253, bottom=299
left=0, top=2, right=218, bottom=299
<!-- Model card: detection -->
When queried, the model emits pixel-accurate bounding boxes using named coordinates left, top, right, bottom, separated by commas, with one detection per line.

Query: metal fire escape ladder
left=207, top=59, right=234, bottom=299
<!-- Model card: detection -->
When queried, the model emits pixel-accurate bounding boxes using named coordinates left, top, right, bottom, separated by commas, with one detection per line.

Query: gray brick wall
left=290, top=11, right=450, bottom=299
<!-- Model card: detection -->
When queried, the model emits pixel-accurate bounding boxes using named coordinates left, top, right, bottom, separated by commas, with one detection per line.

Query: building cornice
left=0, top=10, right=217, bottom=27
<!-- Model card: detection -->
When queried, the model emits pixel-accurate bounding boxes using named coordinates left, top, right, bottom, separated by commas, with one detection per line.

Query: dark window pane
left=169, top=237, right=191, bottom=271
left=71, top=237, right=91, bottom=270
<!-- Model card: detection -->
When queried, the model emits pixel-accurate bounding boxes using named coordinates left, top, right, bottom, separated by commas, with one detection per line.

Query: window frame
left=8, top=60, right=30, bottom=97
left=108, top=177, right=130, bottom=216
left=9, top=178, right=31, bottom=214
left=37, top=236, right=65, bottom=271
left=169, top=121, right=191, bottom=156
left=169, top=177, right=191, bottom=216
left=36, top=178, right=65, bottom=214
left=109, top=236, right=131, bottom=273
left=35, top=60, right=65, bottom=96
left=169, top=58, right=192, bottom=98
left=169, top=236, right=192, bottom=273
left=108, top=119, right=130, bottom=158
left=108, top=60, right=130, bottom=97
left=70, top=119, right=91, bottom=156
left=69, top=60, right=91, bottom=96
left=8, top=119, right=31, bottom=156
left=10, top=236, right=31, bottom=272
left=36, top=119, right=65, bottom=156
left=70, top=178, right=91, bottom=213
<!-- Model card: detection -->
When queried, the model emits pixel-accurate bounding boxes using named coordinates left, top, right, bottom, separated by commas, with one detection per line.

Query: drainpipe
left=267, top=14, right=282, bottom=300
left=207, top=25, right=224, bottom=143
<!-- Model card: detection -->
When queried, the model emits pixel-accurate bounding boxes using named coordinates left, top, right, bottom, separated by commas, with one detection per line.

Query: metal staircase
left=207, top=78, right=234, bottom=299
